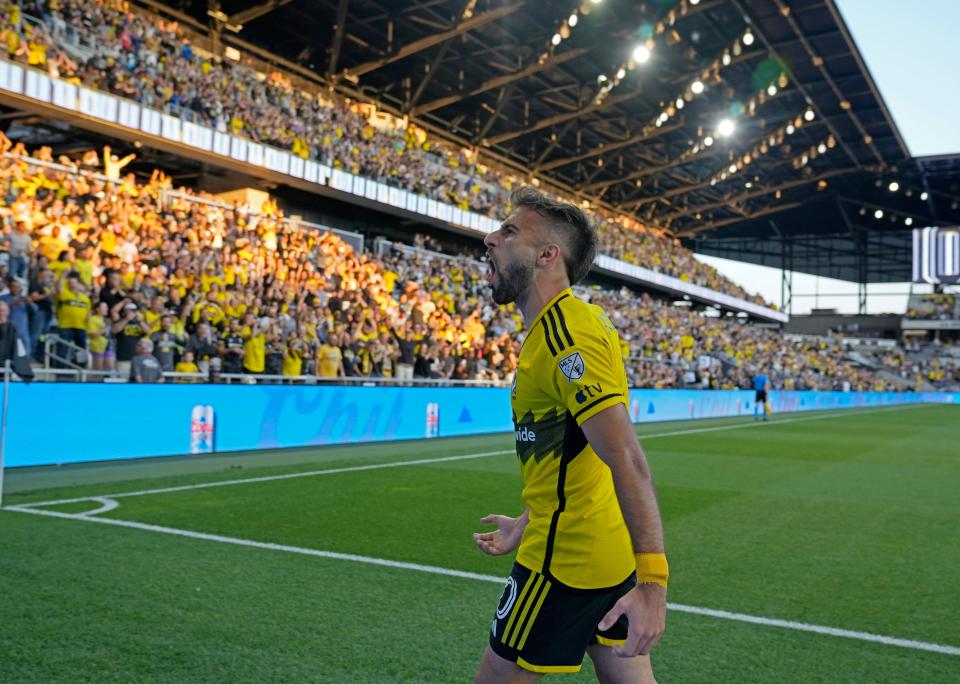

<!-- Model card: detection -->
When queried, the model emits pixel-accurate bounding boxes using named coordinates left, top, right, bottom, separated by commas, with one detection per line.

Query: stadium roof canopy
left=145, top=0, right=960, bottom=283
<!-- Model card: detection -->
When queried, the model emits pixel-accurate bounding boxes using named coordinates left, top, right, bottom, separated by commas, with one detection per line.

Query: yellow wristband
left=635, top=553, right=669, bottom=588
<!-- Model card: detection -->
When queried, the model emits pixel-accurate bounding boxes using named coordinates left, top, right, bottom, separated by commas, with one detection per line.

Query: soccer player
left=753, top=369, right=770, bottom=421
left=473, top=188, right=667, bottom=682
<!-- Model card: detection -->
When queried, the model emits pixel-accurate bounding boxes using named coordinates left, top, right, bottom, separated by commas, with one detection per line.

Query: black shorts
left=488, top=563, right=635, bottom=674
left=755, top=389, right=767, bottom=403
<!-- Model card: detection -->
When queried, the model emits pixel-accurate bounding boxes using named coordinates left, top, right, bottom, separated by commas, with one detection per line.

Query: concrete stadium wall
left=8, top=385, right=957, bottom=467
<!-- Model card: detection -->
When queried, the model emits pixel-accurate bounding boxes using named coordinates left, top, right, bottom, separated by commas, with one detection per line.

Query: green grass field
left=2, top=404, right=958, bottom=683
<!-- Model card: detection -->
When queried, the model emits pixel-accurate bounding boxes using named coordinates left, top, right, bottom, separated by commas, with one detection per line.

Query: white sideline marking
left=13, top=404, right=925, bottom=510
left=6, top=504, right=959, bottom=658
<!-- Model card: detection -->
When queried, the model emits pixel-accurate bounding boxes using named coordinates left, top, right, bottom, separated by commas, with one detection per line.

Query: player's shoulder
left=555, top=292, right=616, bottom=339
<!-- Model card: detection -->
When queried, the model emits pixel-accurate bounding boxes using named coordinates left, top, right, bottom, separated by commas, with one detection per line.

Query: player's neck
left=517, top=278, right=570, bottom=328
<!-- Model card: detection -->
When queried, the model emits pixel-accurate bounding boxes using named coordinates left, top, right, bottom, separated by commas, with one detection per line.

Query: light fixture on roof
left=767, top=84, right=777, bottom=96
left=905, top=217, right=914, bottom=226
left=874, top=209, right=884, bottom=219
left=616, top=67, right=626, bottom=79
left=691, top=80, right=704, bottom=95
left=786, top=124, right=795, bottom=135
left=728, top=164, right=737, bottom=173
left=703, top=135, right=714, bottom=146
left=745, top=181, right=753, bottom=188
left=597, top=74, right=608, bottom=84
left=718, top=118, right=735, bottom=137
left=551, top=33, right=562, bottom=46
left=568, top=13, right=578, bottom=27
left=742, top=29, right=755, bottom=46
left=817, top=143, right=827, bottom=154
left=691, top=0, right=700, bottom=4
left=804, top=109, right=815, bottom=121
left=632, top=44, right=651, bottom=64
left=920, top=191, right=929, bottom=201
left=888, top=181, right=900, bottom=192
left=722, top=51, right=731, bottom=66
left=676, top=97, right=684, bottom=109
left=590, top=0, right=603, bottom=4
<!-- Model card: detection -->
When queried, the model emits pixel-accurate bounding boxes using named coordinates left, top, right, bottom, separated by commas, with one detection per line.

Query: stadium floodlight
left=718, top=118, right=735, bottom=137
left=691, top=80, right=704, bottom=95
left=551, top=33, right=562, bottom=46
left=889, top=181, right=900, bottom=192
left=921, top=191, right=929, bottom=201
left=804, top=109, right=815, bottom=121
left=568, top=13, right=578, bottom=27
left=632, top=45, right=651, bottom=64
left=874, top=209, right=884, bottom=219
left=743, top=30, right=755, bottom=46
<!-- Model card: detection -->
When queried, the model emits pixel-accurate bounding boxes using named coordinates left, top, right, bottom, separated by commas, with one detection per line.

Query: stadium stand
left=2, top=141, right=948, bottom=391
left=3, top=0, right=770, bottom=307
left=905, top=293, right=959, bottom=321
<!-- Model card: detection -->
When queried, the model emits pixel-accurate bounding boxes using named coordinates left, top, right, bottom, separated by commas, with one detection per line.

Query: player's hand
left=597, top=583, right=667, bottom=657
left=472, top=512, right=527, bottom=556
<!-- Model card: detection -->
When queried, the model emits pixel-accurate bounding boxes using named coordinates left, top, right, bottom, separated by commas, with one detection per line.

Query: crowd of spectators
left=0, top=140, right=941, bottom=392
left=905, top=293, right=959, bottom=321
left=2, top=0, right=772, bottom=307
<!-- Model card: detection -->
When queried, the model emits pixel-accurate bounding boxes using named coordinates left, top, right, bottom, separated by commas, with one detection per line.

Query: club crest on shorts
left=558, top=351, right=585, bottom=382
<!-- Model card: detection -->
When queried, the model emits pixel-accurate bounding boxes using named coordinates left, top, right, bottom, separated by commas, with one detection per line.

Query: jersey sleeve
left=548, top=313, right=626, bottom=426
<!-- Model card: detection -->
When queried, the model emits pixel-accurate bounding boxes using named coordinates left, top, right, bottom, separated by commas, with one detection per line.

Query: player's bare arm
left=583, top=404, right=668, bottom=658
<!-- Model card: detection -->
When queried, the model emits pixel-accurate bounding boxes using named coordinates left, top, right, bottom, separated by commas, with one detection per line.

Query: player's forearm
left=609, top=447, right=665, bottom=554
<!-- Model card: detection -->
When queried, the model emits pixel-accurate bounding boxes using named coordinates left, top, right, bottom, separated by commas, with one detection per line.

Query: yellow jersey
left=511, top=288, right=634, bottom=590
left=57, top=284, right=91, bottom=330
left=243, top=334, right=266, bottom=373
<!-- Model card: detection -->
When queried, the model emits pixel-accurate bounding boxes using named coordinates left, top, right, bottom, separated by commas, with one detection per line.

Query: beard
left=491, top=257, right=534, bottom=305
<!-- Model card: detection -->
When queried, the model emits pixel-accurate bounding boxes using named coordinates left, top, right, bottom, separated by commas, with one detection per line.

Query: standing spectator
left=86, top=300, right=113, bottom=372
left=131, top=337, right=164, bottom=383
left=186, top=323, right=220, bottom=375
left=112, top=301, right=150, bottom=378
left=0, top=299, right=33, bottom=379
left=28, top=266, right=55, bottom=359
left=55, top=271, right=91, bottom=365
left=242, top=320, right=267, bottom=375
left=152, top=314, right=185, bottom=371
left=316, top=332, right=344, bottom=378
left=218, top=319, right=246, bottom=374
left=8, top=221, right=31, bottom=280
left=1, top=277, right=36, bottom=352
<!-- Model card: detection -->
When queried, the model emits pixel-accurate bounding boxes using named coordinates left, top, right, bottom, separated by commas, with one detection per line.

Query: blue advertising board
left=7, top=384, right=957, bottom=467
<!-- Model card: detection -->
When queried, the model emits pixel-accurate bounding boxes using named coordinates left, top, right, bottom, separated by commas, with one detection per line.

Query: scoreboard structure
left=913, top=227, right=960, bottom=284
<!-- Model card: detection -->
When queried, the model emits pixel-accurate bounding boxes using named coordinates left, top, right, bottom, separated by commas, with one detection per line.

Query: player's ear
left=537, top=242, right=561, bottom=267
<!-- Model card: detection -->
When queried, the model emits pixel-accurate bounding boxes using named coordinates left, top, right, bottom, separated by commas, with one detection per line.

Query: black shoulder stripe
left=552, top=303, right=575, bottom=347
left=540, top=317, right=558, bottom=356
left=546, top=309, right=565, bottom=352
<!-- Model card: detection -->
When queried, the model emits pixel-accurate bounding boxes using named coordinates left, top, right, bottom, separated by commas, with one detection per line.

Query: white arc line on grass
left=12, top=404, right=926, bottom=510
left=7, top=504, right=960, bottom=658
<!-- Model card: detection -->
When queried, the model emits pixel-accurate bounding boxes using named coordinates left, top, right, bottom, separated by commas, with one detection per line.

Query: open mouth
left=486, top=255, right=497, bottom=285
